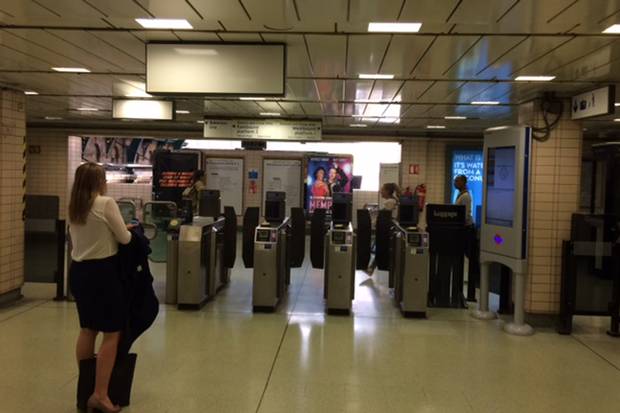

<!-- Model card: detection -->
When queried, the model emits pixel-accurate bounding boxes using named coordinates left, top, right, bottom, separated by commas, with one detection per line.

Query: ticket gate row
left=166, top=190, right=237, bottom=310
left=310, top=193, right=372, bottom=315
left=376, top=197, right=430, bottom=318
left=243, top=192, right=305, bottom=312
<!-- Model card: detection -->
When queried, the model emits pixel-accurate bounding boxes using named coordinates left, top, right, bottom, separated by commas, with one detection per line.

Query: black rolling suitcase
left=76, top=353, right=138, bottom=411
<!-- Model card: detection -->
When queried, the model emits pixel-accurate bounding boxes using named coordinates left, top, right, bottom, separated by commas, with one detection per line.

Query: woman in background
left=182, top=170, right=206, bottom=214
left=311, top=167, right=330, bottom=197
left=69, top=163, right=133, bottom=413
left=380, top=182, right=401, bottom=217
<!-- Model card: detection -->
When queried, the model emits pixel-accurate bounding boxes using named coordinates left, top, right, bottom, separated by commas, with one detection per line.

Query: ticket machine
left=389, top=197, right=429, bottom=318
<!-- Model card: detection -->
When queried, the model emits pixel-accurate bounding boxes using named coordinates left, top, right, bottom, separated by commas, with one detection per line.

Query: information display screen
left=332, top=231, right=346, bottom=245
left=486, top=147, right=516, bottom=227
left=256, top=229, right=272, bottom=243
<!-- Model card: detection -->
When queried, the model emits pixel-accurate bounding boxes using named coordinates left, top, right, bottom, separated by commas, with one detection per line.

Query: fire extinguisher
left=415, top=184, right=426, bottom=212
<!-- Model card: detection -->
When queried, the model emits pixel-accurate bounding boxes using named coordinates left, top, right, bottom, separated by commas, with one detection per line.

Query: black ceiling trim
left=129, top=31, right=146, bottom=44
left=132, top=0, right=156, bottom=18
left=409, top=36, right=438, bottom=75
left=417, top=80, right=438, bottom=100
left=346, top=0, right=351, bottom=22
left=31, top=0, right=61, bottom=18
left=475, top=35, right=529, bottom=76
left=185, top=1, right=204, bottom=20
left=81, top=0, right=108, bottom=18
left=442, top=35, right=483, bottom=76
left=215, top=32, right=225, bottom=41
left=100, top=18, right=116, bottom=28
left=496, top=0, right=520, bottom=23
left=397, top=0, right=407, bottom=20
left=275, top=101, right=288, bottom=114
left=258, top=32, right=266, bottom=42
left=238, top=0, right=252, bottom=21
left=171, top=30, right=183, bottom=41
left=445, top=0, right=463, bottom=23
left=344, top=34, right=349, bottom=74
left=545, top=38, right=618, bottom=74
left=547, top=0, right=579, bottom=24
left=2, top=24, right=620, bottom=38
left=564, top=23, right=580, bottom=33
left=0, top=8, right=15, bottom=18
left=597, top=8, right=620, bottom=24
left=509, top=35, right=576, bottom=76
left=292, top=0, right=301, bottom=22
left=218, top=20, right=227, bottom=31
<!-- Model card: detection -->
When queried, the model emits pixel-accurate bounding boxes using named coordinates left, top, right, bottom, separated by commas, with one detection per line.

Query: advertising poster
left=306, top=155, right=353, bottom=213
left=450, top=149, right=484, bottom=226
left=81, top=137, right=184, bottom=164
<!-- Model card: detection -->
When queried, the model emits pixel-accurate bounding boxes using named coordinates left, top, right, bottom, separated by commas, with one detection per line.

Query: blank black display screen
left=256, top=229, right=271, bottom=242
left=332, top=231, right=346, bottom=244
left=265, top=201, right=283, bottom=222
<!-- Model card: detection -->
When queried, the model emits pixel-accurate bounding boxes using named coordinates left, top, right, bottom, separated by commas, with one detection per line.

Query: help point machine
left=388, top=197, right=430, bottom=318
left=472, top=126, right=533, bottom=336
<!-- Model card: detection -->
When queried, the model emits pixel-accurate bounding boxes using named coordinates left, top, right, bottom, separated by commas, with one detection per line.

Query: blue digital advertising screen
left=485, top=146, right=516, bottom=227
left=450, top=149, right=483, bottom=226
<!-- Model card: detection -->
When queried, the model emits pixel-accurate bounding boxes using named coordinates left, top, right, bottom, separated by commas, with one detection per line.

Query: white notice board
left=263, top=159, right=302, bottom=216
left=205, top=157, right=244, bottom=213
left=379, top=163, right=401, bottom=208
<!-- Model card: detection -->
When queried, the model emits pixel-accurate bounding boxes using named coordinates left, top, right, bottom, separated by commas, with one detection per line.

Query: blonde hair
left=69, top=163, right=106, bottom=225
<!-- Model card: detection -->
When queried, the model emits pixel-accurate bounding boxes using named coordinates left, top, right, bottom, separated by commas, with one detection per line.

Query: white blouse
left=70, top=195, right=132, bottom=262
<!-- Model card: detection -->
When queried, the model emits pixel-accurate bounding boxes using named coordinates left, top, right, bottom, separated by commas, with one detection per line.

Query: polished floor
left=2, top=252, right=620, bottom=413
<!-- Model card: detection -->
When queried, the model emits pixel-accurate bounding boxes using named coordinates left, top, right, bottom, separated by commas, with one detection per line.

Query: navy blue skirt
left=69, top=255, right=127, bottom=333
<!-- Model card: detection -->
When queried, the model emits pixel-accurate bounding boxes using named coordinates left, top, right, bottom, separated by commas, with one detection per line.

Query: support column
left=0, top=89, right=26, bottom=303
left=518, top=100, right=583, bottom=315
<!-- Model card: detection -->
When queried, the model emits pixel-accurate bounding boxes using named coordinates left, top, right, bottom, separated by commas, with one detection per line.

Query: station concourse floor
left=2, top=249, right=620, bottom=413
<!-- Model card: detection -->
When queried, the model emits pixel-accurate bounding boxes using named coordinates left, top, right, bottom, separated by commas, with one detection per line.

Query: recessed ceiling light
left=52, top=67, right=90, bottom=73
left=471, top=101, right=500, bottom=105
left=135, top=18, right=193, bottom=30
left=354, top=99, right=383, bottom=103
left=240, top=97, right=266, bottom=101
left=427, top=125, right=446, bottom=129
left=359, top=74, right=395, bottom=80
left=614, top=118, right=620, bottom=122
left=378, top=117, right=400, bottom=124
left=603, top=24, right=620, bottom=34
left=24, top=91, right=38, bottom=95
left=44, top=116, right=62, bottom=120
left=176, top=110, right=190, bottom=114
left=615, top=103, right=620, bottom=107
left=445, top=116, right=467, bottom=120
left=77, top=107, right=98, bottom=111
left=515, top=75, right=556, bottom=81
left=349, top=124, right=368, bottom=128
left=260, top=112, right=280, bottom=116
left=368, top=22, right=422, bottom=33
left=196, top=120, right=205, bottom=124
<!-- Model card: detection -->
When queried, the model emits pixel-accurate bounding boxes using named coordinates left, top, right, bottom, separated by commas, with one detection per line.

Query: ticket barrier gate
left=243, top=192, right=306, bottom=312
left=310, top=193, right=372, bottom=315
left=380, top=197, right=430, bottom=318
left=168, top=190, right=237, bottom=309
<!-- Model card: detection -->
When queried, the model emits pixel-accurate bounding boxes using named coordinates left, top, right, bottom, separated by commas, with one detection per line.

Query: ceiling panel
left=442, top=36, right=528, bottom=79
left=346, top=35, right=391, bottom=76
left=306, top=35, right=347, bottom=77
left=409, top=36, right=480, bottom=77
left=380, top=35, right=436, bottom=77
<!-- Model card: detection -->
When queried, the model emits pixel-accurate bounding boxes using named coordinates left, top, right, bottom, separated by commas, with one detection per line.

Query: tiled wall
left=519, top=101, right=583, bottom=314
left=0, top=90, right=26, bottom=297
left=26, top=134, right=69, bottom=219
left=400, top=139, right=449, bottom=225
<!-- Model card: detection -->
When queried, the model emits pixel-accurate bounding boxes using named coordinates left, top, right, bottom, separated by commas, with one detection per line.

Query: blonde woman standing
left=68, top=163, right=133, bottom=413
